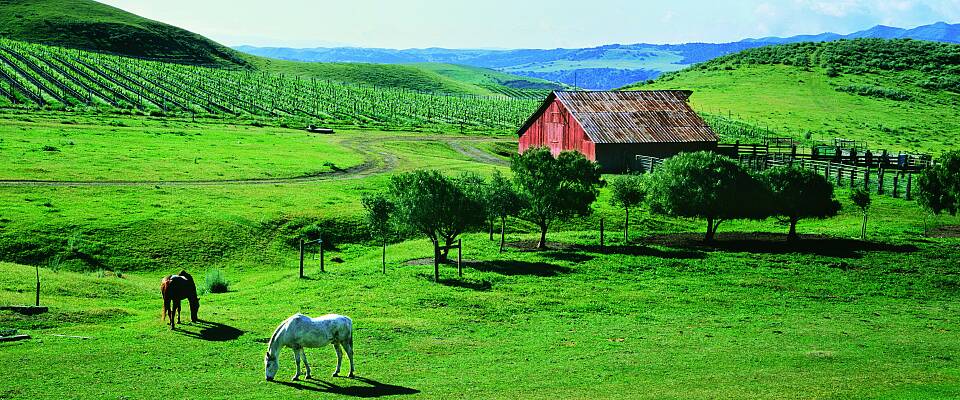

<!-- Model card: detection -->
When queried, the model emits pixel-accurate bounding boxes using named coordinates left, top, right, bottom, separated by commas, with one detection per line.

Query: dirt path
left=0, top=135, right=511, bottom=187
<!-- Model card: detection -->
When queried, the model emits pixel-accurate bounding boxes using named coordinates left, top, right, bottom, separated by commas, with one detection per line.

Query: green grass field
left=1, top=112, right=959, bottom=399
left=0, top=113, right=364, bottom=181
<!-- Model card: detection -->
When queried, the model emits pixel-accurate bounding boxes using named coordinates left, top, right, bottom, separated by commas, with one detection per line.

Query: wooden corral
left=517, top=91, right=719, bottom=172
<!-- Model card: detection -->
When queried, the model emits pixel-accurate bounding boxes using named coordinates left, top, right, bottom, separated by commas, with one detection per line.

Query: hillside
left=0, top=0, right=554, bottom=96
left=235, top=21, right=960, bottom=90
left=0, top=38, right=539, bottom=131
left=626, top=39, right=960, bottom=154
left=0, top=0, right=248, bottom=67
left=245, top=56, right=562, bottom=96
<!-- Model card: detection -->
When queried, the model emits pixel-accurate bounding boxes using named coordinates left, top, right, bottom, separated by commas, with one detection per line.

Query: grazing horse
left=264, top=313, right=354, bottom=381
left=160, top=270, right=200, bottom=329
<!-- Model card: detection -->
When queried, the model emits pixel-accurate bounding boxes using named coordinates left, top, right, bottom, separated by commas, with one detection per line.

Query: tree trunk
left=705, top=217, right=715, bottom=243
left=787, top=217, right=798, bottom=241
left=499, top=217, right=506, bottom=253
left=489, top=220, right=494, bottom=241
left=437, top=236, right=456, bottom=263
left=624, top=207, right=630, bottom=243
left=433, top=245, right=440, bottom=282
left=862, top=213, right=868, bottom=240
left=537, top=224, right=548, bottom=249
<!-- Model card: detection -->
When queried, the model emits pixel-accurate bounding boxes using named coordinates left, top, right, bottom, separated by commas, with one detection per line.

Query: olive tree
left=917, top=150, right=960, bottom=217
left=608, top=174, right=646, bottom=243
left=850, top=188, right=872, bottom=240
left=486, top=170, right=524, bottom=252
left=361, top=192, right=394, bottom=274
left=389, top=170, right=487, bottom=280
left=762, top=166, right=841, bottom=240
left=646, top=151, right=770, bottom=242
left=512, top=147, right=602, bottom=249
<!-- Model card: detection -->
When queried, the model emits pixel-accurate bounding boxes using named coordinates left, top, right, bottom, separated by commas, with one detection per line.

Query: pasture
left=1, top=112, right=959, bottom=399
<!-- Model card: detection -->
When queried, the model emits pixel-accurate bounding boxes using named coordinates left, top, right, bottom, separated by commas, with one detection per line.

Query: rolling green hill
left=244, top=57, right=557, bottom=97
left=0, top=0, right=248, bottom=67
left=626, top=39, right=960, bottom=154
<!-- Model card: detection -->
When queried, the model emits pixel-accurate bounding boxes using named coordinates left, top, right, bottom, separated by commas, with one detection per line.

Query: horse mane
left=178, top=270, right=194, bottom=283
left=265, top=317, right=290, bottom=357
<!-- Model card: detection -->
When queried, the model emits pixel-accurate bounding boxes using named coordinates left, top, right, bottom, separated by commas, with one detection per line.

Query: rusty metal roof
left=519, top=90, right=718, bottom=144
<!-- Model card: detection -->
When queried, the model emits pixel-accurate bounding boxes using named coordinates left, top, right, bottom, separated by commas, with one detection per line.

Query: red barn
left=517, top=90, right=719, bottom=172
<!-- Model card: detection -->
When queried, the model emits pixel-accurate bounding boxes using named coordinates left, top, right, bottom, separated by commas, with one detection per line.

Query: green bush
left=204, top=269, right=230, bottom=293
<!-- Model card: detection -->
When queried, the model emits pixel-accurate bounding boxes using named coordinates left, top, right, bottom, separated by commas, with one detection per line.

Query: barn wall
left=518, top=99, right=595, bottom=161
left=596, top=142, right=718, bottom=173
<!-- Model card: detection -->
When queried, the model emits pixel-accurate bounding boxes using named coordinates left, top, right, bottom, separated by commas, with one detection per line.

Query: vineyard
left=0, top=38, right=540, bottom=131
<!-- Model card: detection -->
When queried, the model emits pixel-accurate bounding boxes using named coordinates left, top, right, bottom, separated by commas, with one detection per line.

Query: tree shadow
left=435, top=277, right=492, bottom=291
left=176, top=320, right=244, bottom=341
left=539, top=251, right=594, bottom=263
left=464, top=260, right=571, bottom=276
left=572, top=244, right=705, bottom=259
left=276, top=376, right=420, bottom=398
left=641, top=232, right=918, bottom=259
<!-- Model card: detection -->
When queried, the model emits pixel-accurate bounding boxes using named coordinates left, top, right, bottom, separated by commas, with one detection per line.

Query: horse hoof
left=348, top=373, right=355, bottom=378
left=332, top=372, right=339, bottom=377
left=292, top=376, right=300, bottom=381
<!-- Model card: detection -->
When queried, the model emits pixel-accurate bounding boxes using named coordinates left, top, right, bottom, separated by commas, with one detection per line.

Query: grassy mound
left=0, top=0, right=246, bottom=67
left=627, top=39, right=960, bottom=153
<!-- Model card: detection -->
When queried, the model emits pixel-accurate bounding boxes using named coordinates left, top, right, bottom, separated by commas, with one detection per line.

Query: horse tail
left=344, top=316, right=354, bottom=347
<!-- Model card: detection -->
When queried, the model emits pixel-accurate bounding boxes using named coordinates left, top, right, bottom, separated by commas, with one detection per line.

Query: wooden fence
left=635, top=152, right=921, bottom=199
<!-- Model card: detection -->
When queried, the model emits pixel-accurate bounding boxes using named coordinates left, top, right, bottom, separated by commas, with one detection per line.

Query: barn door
left=545, top=111, right=564, bottom=156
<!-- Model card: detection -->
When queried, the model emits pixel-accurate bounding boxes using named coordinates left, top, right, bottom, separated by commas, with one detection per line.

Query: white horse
left=264, top=313, right=355, bottom=381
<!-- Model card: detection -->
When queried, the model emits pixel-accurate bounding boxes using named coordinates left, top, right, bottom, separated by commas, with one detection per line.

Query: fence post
left=849, top=168, right=855, bottom=188
left=863, top=168, right=870, bottom=191
left=906, top=173, right=913, bottom=201
left=893, top=175, right=900, bottom=198
left=457, top=239, right=463, bottom=278
left=878, top=169, right=885, bottom=195
left=299, top=240, right=305, bottom=279
left=836, top=167, right=842, bottom=186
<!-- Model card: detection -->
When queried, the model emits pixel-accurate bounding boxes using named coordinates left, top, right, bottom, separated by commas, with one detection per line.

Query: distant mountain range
left=235, top=22, right=960, bottom=90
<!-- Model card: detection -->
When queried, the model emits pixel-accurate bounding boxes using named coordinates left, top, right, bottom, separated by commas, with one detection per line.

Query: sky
left=97, top=0, right=960, bottom=49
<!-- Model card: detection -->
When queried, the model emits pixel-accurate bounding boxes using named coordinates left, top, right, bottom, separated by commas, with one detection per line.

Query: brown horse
left=160, top=270, right=200, bottom=329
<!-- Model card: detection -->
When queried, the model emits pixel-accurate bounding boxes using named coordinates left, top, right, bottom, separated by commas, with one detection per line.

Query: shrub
left=205, top=269, right=230, bottom=293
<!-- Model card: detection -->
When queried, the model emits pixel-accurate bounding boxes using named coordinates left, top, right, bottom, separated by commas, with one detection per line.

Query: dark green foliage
left=608, top=174, right=646, bottom=242
left=361, top=192, right=395, bottom=241
left=850, top=188, right=872, bottom=240
left=389, top=170, right=487, bottom=265
left=512, top=148, right=602, bottom=249
left=763, top=166, right=841, bottom=239
left=916, top=151, right=960, bottom=216
left=204, top=269, right=229, bottom=293
left=646, top=151, right=770, bottom=242
left=486, top=170, right=524, bottom=252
